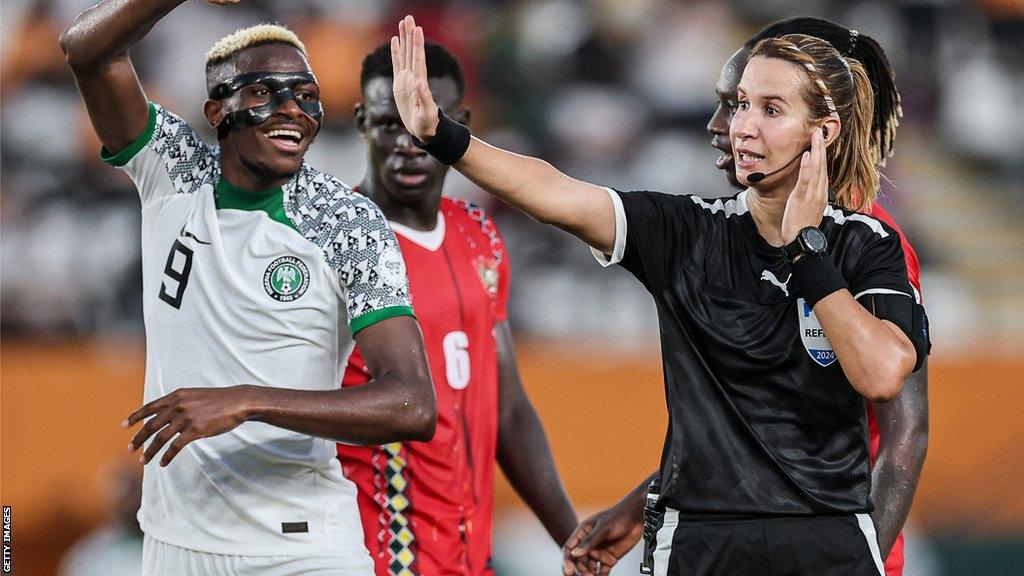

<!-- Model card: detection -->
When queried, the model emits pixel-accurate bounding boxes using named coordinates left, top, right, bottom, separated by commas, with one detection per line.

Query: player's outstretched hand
left=391, top=15, right=440, bottom=142
left=124, top=386, right=254, bottom=466
left=561, top=500, right=644, bottom=576
left=781, top=127, right=828, bottom=244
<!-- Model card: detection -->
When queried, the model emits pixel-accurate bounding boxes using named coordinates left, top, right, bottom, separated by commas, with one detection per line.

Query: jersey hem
left=350, top=305, right=416, bottom=335
left=140, top=525, right=371, bottom=559
left=101, top=102, right=158, bottom=167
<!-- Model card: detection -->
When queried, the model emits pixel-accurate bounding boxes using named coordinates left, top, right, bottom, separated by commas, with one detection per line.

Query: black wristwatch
left=782, top=226, right=828, bottom=262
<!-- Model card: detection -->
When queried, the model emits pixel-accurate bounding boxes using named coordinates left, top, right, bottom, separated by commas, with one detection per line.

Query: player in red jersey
left=338, top=42, right=578, bottom=576
left=563, top=18, right=928, bottom=576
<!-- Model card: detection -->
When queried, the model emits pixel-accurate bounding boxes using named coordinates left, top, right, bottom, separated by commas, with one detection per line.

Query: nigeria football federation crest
left=797, top=298, right=837, bottom=367
left=264, top=256, right=310, bottom=302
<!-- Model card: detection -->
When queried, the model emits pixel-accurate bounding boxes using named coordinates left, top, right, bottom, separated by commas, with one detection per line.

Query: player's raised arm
left=59, top=0, right=203, bottom=154
left=391, top=16, right=616, bottom=255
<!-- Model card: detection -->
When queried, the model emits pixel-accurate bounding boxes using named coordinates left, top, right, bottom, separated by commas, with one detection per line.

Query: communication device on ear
left=822, top=126, right=829, bottom=139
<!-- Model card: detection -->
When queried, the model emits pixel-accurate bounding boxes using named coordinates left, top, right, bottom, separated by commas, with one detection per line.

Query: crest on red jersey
left=474, top=256, right=500, bottom=296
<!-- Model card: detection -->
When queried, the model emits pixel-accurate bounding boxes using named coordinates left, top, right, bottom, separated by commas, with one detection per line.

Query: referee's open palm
left=781, top=128, right=829, bottom=244
left=392, top=15, right=439, bottom=142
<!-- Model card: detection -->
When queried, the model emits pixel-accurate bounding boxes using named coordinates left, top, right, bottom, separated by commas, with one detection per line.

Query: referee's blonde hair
left=750, top=34, right=879, bottom=212
left=205, top=24, right=307, bottom=66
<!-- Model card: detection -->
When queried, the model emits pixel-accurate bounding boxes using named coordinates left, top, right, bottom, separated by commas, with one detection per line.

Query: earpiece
left=821, top=126, right=829, bottom=139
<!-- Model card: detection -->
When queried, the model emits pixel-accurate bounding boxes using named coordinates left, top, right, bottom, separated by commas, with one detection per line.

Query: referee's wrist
left=789, top=254, right=847, bottom=307
left=412, top=109, right=470, bottom=165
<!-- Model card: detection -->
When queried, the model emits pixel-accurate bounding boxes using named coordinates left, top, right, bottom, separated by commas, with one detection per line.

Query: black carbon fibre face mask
left=209, top=71, right=324, bottom=140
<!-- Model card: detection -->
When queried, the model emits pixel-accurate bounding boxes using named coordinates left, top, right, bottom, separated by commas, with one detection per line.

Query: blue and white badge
left=797, top=298, right=837, bottom=367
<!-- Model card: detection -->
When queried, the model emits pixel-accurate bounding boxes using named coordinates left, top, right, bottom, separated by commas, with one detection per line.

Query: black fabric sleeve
left=849, top=231, right=931, bottom=371
left=617, top=190, right=701, bottom=293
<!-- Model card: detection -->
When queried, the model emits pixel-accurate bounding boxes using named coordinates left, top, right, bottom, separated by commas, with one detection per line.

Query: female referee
left=392, top=15, right=929, bottom=576
left=564, top=18, right=928, bottom=576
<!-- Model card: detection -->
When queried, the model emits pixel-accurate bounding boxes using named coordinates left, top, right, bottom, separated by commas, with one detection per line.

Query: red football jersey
left=338, top=197, right=510, bottom=576
left=865, top=202, right=923, bottom=576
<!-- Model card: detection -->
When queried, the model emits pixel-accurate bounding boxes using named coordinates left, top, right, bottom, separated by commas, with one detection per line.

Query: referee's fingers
left=816, top=131, right=829, bottom=197
left=390, top=36, right=402, bottom=78
left=795, top=150, right=812, bottom=198
left=811, top=129, right=825, bottom=198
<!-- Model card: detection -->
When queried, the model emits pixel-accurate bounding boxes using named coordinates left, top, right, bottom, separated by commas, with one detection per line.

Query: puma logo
left=760, top=270, right=791, bottom=297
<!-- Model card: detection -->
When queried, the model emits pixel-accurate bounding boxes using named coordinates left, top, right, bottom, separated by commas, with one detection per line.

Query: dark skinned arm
left=494, top=320, right=578, bottom=546
left=562, top=472, right=655, bottom=576
left=125, top=316, right=437, bottom=466
left=59, top=0, right=204, bottom=153
left=870, top=358, right=929, bottom=557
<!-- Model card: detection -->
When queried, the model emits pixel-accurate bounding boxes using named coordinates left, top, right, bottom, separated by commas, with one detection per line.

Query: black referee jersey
left=599, top=188, right=928, bottom=517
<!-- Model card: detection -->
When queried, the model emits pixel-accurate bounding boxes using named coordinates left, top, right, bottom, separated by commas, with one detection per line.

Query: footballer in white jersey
left=61, top=2, right=436, bottom=573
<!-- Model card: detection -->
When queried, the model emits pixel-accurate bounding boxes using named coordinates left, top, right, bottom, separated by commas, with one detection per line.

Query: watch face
left=803, top=228, right=827, bottom=253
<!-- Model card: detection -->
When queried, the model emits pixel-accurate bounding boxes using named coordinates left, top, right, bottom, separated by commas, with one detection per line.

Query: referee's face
left=708, top=48, right=749, bottom=190
left=731, top=56, right=814, bottom=189
left=357, top=76, right=467, bottom=206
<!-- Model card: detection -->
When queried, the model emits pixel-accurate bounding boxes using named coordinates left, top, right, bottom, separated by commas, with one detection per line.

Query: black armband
left=857, top=293, right=932, bottom=372
left=412, top=110, right=471, bottom=165
left=789, top=254, right=847, bottom=307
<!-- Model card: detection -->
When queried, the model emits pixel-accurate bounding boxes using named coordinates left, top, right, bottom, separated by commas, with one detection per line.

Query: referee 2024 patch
left=797, top=299, right=837, bottom=367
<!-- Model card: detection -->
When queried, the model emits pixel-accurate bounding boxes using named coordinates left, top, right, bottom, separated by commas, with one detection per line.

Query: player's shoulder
left=442, top=197, right=503, bottom=236
left=149, top=102, right=214, bottom=158
left=290, top=165, right=382, bottom=221
left=124, top=102, right=218, bottom=194
left=285, top=166, right=392, bottom=268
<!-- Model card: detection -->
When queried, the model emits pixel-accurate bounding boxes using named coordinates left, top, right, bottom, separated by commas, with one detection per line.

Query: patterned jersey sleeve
left=333, top=195, right=416, bottom=334
left=100, top=102, right=217, bottom=205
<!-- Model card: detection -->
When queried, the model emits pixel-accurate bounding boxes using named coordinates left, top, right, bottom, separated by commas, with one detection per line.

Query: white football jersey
left=104, top=103, right=414, bottom=562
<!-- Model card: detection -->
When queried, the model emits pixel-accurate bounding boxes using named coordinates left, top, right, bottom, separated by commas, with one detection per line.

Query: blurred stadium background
left=2, top=0, right=1023, bottom=574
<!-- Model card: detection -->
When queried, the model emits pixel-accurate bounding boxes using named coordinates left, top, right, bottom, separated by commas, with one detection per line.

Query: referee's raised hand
left=392, top=15, right=440, bottom=142
left=781, top=127, right=829, bottom=244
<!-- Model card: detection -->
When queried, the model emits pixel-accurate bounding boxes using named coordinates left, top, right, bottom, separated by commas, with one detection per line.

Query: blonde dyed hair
left=750, top=34, right=879, bottom=211
left=205, top=24, right=307, bottom=66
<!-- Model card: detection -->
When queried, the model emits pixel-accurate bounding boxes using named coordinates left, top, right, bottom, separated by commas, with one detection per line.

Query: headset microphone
left=746, top=126, right=828, bottom=183
left=746, top=146, right=809, bottom=183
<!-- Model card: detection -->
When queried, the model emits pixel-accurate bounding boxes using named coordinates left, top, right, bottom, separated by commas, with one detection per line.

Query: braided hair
left=749, top=35, right=879, bottom=211
left=745, top=17, right=901, bottom=168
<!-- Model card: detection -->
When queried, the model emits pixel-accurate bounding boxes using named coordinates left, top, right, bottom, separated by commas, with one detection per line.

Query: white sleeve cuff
left=590, top=187, right=627, bottom=267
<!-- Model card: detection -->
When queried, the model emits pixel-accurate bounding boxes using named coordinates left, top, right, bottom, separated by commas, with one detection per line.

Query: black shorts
left=650, top=510, right=885, bottom=576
